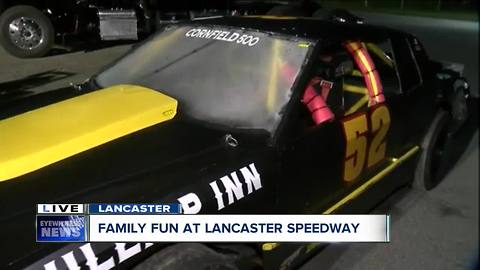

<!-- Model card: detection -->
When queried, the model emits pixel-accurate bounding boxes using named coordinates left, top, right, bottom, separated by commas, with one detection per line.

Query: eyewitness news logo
left=36, top=215, right=86, bottom=242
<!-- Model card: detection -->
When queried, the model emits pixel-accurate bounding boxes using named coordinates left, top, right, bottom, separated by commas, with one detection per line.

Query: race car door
left=278, top=43, right=358, bottom=214
left=279, top=39, right=416, bottom=214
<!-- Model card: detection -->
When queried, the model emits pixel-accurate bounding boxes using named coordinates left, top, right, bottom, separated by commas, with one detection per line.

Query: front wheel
left=414, top=110, right=452, bottom=190
left=0, top=5, right=54, bottom=58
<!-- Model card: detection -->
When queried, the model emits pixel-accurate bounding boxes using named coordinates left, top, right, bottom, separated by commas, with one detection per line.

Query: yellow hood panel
left=0, top=84, right=177, bottom=182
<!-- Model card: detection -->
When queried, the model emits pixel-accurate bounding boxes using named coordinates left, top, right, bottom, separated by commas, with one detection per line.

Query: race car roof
left=189, top=16, right=407, bottom=45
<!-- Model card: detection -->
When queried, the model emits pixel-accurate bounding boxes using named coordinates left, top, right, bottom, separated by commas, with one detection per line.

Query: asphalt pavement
left=0, top=44, right=131, bottom=96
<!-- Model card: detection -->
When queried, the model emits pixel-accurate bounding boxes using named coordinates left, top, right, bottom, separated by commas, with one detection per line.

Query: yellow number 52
left=342, top=104, right=391, bottom=182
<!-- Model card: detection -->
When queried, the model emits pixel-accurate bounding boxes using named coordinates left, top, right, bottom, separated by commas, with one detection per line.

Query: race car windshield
left=96, top=25, right=311, bottom=132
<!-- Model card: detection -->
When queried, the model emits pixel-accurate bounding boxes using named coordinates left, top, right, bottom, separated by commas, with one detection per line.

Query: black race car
left=0, top=16, right=475, bottom=269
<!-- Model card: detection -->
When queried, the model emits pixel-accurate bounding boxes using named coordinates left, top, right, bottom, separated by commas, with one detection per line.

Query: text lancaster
left=92, top=204, right=174, bottom=214
left=98, top=222, right=360, bottom=234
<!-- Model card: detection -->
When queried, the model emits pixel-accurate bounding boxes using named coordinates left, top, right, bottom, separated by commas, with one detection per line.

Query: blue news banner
left=36, top=203, right=181, bottom=242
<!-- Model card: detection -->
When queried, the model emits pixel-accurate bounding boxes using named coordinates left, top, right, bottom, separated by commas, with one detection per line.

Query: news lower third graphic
left=36, top=204, right=391, bottom=242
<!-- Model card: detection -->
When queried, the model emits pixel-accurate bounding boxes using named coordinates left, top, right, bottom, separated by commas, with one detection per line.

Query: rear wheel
left=414, top=110, right=452, bottom=190
left=0, top=5, right=54, bottom=58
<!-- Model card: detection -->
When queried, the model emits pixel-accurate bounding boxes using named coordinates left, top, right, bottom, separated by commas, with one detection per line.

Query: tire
left=134, top=243, right=261, bottom=270
left=414, top=110, right=452, bottom=190
left=0, top=5, right=54, bottom=58
left=266, top=5, right=310, bottom=17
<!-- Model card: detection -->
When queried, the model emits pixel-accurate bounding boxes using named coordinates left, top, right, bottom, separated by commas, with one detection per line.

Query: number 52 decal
left=341, top=104, right=391, bottom=182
